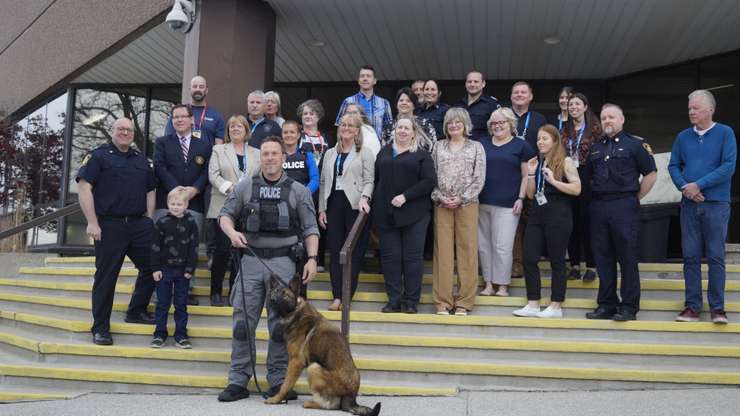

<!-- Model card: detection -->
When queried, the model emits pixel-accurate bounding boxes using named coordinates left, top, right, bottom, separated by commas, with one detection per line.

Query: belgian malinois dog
left=265, top=274, right=381, bottom=416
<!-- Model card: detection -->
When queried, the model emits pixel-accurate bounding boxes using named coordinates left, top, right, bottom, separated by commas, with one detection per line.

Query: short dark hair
left=171, top=104, right=193, bottom=117
left=466, top=69, right=485, bottom=80
left=360, top=65, right=376, bottom=77
left=282, top=120, right=300, bottom=131
left=394, top=87, right=419, bottom=109
left=261, top=135, right=285, bottom=153
left=512, top=81, right=532, bottom=93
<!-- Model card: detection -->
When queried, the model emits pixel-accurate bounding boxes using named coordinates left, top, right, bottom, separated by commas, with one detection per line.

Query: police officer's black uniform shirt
left=75, top=144, right=156, bottom=216
left=587, top=131, right=657, bottom=196
left=416, top=102, right=450, bottom=140
left=455, top=95, right=501, bottom=141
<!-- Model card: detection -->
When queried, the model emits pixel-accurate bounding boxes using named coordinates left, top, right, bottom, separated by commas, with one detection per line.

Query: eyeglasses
left=489, top=121, right=507, bottom=127
left=172, top=115, right=191, bottom=120
left=115, top=127, right=134, bottom=133
left=340, top=123, right=360, bottom=129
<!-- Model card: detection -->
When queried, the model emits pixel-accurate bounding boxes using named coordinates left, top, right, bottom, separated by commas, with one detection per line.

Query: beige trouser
left=432, top=203, right=479, bottom=311
left=478, top=204, right=521, bottom=285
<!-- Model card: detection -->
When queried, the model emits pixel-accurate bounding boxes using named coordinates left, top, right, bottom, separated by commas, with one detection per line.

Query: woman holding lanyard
left=513, top=125, right=581, bottom=318
left=318, top=113, right=375, bottom=311
left=381, top=87, right=437, bottom=150
left=431, top=108, right=486, bottom=316
left=478, top=108, right=534, bottom=298
left=561, top=93, right=602, bottom=282
left=297, top=99, right=333, bottom=164
left=548, top=86, right=574, bottom=130
left=207, top=115, right=261, bottom=306
left=373, top=115, right=436, bottom=313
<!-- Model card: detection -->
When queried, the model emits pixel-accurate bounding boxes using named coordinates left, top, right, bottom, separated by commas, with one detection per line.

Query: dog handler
left=217, top=136, right=319, bottom=402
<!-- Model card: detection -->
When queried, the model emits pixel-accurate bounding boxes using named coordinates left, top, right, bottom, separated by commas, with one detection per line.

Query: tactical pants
left=227, top=254, right=295, bottom=388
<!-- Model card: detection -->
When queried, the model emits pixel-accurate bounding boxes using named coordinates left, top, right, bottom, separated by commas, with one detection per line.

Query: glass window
left=147, top=87, right=180, bottom=157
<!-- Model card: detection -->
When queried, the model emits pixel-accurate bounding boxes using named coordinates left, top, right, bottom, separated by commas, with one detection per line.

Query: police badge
left=195, top=155, right=205, bottom=165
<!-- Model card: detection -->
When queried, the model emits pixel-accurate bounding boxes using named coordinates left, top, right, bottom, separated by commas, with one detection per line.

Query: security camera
left=166, top=0, right=195, bottom=33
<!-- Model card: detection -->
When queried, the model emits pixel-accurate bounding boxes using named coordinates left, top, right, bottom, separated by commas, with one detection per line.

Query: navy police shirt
left=75, top=144, right=156, bottom=216
left=455, top=95, right=501, bottom=141
left=586, top=131, right=657, bottom=196
left=416, top=102, right=450, bottom=140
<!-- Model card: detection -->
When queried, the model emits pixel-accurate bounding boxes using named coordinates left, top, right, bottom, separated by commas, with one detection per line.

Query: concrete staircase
left=2, top=255, right=740, bottom=403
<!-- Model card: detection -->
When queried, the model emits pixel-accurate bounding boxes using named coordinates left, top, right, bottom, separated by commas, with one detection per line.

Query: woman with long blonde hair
left=513, top=124, right=581, bottom=318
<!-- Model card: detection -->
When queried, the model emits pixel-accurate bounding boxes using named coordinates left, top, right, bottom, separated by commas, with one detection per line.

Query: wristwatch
left=307, top=255, right=318, bottom=262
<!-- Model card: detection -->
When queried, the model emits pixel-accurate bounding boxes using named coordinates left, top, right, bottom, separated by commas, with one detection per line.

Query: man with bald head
left=669, top=90, right=737, bottom=324
left=165, top=75, right=225, bottom=146
left=76, top=118, right=158, bottom=345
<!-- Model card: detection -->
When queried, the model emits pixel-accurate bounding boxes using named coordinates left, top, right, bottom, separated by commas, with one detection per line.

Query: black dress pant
left=210, top=223, right=237, bottom=297
left=379, top=214, right=430, bottom=308
left=568, top=166, right=595, bottom=268
left=523, top=195, right=573, bottom=302
left=92, top=216, right=154, bottom=334
left=326, top=191, right=370, bottom=300
left=590, top=196, right=642, bottom=313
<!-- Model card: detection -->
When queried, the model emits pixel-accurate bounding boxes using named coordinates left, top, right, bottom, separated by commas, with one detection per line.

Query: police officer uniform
left=75, top=143, right=157, bottom=337
left=456, top=95, right=501, bottom=141
left=218, top=171, right=319, bottom=391
left=585, top=130, right=656, bottom=320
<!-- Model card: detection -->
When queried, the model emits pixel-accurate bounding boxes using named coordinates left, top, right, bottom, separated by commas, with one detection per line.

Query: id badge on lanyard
left=571, top=124, right=585, bottom=168
left=335, top=155, right=345, bottom=191
left=193, top=107, right=207, bottom=139
left=535, top=161, right=548, bottom=206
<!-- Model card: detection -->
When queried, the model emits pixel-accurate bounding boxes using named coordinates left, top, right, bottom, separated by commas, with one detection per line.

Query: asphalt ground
left=4, top=388, right=740, bottom=416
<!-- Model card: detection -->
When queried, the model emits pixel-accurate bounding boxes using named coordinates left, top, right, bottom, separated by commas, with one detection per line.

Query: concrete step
left=0, top=384, right=80, bottom=403
left=3, top=312, right=740, bottom=374
left=1, top=324, right=739, bottom=391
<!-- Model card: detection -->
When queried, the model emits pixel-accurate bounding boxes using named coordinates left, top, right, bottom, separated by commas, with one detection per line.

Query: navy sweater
left=668, top=123, right=737, bottom=202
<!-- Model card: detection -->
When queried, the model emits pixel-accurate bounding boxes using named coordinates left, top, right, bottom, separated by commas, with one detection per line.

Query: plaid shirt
left=335, top=92, right=393, bottom=139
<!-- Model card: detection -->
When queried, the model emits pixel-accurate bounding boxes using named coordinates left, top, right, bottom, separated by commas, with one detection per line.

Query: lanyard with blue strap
left=516, top=112, right=531, bottom=139
left=558, top=115, right=564, bottom=131
left=334, top=152, right=347, bottom=190
left=535, top=157, right=548, bottom=205
left=569, top=121, right=586, bottom=166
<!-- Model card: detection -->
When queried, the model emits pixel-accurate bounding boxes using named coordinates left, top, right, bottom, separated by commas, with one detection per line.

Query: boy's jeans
left=154, top=266, right=189, bottom=341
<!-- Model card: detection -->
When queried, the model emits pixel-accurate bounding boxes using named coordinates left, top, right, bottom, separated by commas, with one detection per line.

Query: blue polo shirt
left=668, top=123, right=737, bottom=202
left=479, top=137, right=535, bottom=207
left=165, top=105, right=224, bottom=147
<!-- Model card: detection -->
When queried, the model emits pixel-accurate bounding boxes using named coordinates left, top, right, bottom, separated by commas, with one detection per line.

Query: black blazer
left=372, top=145, right=436, bottom=229
left=154, top=133, right=212, bottom=213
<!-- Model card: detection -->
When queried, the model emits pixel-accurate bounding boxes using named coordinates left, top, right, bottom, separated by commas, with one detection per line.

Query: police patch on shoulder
left=195, top=155, right=205, bottom=165
left=642, top=143, right=653, bottom=155
left=80, top=153, right=92, bottom=167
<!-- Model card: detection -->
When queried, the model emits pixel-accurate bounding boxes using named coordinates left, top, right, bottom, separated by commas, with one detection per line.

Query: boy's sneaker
left=150, top=337, right=165, bottom=348
left=711, top=310, right=729, bottom=324
left=175, top=338, right=192, bottom=349
left=675, top=308, right=700, bottom=322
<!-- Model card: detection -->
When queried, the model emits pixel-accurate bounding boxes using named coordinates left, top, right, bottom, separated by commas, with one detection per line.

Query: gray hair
left=248, top=90, right=265, bottom=100
left=264, top=91, right=281, bottom=113
left=601, top=103, right=625, bottom=118
left=488, top=107, right=519, bottom=136
left=688, top=89, right=716, bottom=110
left=443, top=107, right=473, bottom=139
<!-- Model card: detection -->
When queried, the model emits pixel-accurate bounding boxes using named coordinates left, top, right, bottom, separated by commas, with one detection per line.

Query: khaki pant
left=432, top=203, right=479, bottom=311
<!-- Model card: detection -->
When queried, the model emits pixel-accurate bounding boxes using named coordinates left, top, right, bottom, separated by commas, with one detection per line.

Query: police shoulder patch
left=80, top=153, right=92, bottom=167
left=642, top=143, right=654, bottom=155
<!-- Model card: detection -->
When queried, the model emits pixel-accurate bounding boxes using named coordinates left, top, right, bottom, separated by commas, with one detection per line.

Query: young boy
left=150, top=187, right=199, bottom=349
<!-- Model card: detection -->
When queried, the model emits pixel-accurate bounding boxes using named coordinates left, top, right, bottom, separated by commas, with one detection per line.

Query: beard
left=191, top=91, right=205, bottom=102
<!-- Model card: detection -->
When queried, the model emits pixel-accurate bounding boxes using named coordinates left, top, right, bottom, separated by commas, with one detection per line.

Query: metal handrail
left=338, top=211, right=368, bottom=344
left=0, top=203, right=81, bottom=241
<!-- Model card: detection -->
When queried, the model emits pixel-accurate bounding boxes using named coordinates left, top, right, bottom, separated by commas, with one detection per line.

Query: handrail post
left=338, top=211, right=368, bottom=345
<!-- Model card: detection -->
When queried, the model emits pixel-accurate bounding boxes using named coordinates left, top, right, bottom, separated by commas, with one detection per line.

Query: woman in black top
left=513, top=125, right=581, bottom=319
left=373, top=115, right=437, bottom=313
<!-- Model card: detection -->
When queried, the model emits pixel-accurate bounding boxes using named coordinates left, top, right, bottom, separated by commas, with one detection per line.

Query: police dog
left=265, top=274, right=381, bottom=416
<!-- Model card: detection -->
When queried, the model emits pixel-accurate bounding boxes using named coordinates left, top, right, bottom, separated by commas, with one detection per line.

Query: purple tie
left=180, top=136, right=189, bottom=161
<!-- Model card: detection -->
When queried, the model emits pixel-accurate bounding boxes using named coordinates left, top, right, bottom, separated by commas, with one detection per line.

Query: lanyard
left=195, top=105, right=207, bottom=130
left=516, top=112, right=531, bottom=138
left=570, top=122, right=586, bottom=158
left=335, top=153, right=347, bottom=178
left=536, top=158, right=545, bottom=194
left=250, top=118, right=263, bottom=135
left=558, top=114, right=564, bottom=131
left=303, top=131, right=325, bottom=155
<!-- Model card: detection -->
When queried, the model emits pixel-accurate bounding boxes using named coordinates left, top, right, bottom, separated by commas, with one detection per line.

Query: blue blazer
left=154, top=133, right=212, bottom=213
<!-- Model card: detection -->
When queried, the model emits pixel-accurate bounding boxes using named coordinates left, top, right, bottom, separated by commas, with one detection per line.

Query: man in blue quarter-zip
left=669, top=89, right=737, bottom=324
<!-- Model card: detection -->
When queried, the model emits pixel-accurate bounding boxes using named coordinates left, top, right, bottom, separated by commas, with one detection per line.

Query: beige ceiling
left=73, top=0, right=740, bottom=85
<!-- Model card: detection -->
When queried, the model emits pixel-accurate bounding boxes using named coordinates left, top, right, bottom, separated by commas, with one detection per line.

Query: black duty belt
left=592, top=192, right=635, bottom=201
left=244, top=246, right=292, bottom=259
left=98, top=215, right=146, bottom=223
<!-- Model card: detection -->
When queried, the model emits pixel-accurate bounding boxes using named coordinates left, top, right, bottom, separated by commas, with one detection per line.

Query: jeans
left=154, top=266, right=189, bottom=341
left=681, top=200, right=730, bottom=312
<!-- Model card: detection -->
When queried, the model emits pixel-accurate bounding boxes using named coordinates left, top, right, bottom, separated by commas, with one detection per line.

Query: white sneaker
left=536, top=305, right=563, bottom=319
left=512, top=304, right=540, bottom=317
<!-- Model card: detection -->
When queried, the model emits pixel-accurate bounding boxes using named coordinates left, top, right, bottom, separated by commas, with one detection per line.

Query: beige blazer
left=207, top=142, right=261, bottom=218
left=319, top=144, right=375, bottom=212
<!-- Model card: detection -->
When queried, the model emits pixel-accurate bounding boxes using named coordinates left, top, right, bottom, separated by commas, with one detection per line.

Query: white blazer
left=319, top=144, right=375, bottom=212
left=207, top=142, right=261, bottom=218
